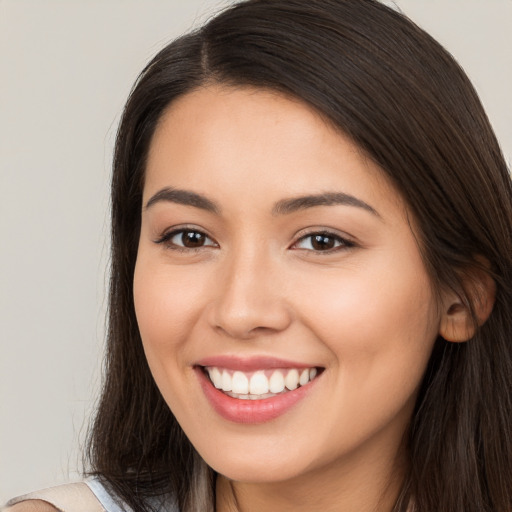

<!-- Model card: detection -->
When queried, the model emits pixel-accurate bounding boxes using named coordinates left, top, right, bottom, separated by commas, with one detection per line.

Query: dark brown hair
left=86, top=1, right=512, bottom=511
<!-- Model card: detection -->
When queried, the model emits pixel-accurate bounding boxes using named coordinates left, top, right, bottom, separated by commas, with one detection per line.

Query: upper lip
left=194, top=355, right=321, bottom=372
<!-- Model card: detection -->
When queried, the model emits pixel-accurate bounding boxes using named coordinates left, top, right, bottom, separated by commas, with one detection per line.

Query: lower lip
left=196, top=368, right=318, bottom=424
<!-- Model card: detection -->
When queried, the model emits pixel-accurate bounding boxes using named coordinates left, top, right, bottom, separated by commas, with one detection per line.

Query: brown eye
left=311, top=234, right=336, bottom=250
left=293, top=232, right=353, bottom=252
left=180, top=230, right=206, bottom=248
left=156, top=229, right=217, bottom=250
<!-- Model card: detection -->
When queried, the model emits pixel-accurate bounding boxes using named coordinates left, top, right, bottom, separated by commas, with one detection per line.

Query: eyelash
left=154, top=227, right=218, bottom=253
left=154, top=228, right=355, bottom=254
left=292, top=231, right=355, bottom=253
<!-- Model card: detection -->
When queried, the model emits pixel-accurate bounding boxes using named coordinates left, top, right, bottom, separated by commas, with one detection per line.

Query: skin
left=5, top=503, right=58, bottom=512
left=133, top=85, right=453, bottom=512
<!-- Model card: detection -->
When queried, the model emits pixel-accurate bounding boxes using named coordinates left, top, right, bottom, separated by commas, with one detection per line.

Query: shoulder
left=2, top=502, right=58, bottom=512
left=3, top=482, right=105, bottom=512
left=2, top=501, right=58, bottom=512
left=3, top=478, right=178, bottom=512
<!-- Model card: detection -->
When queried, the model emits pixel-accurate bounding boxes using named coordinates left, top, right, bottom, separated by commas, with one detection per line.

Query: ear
left=439, top=262, right=496, bottom=343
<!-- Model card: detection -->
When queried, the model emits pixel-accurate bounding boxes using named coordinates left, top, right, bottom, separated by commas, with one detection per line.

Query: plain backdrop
left=1, top=0, right=511, bottom=503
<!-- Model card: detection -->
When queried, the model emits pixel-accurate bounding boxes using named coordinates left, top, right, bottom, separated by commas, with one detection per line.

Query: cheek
left=132, top=254, right=212, bottom=422
left=322, top=241, right=434, bottom=330
left=296, top=253, right=439, bottom=393
left=135, top=247, right=207, bottom=321
left=332, top=276, right=436, bottom=350
left=133, top=252, right=208, bottom=369
left=290, top=261, right=439, bottom=456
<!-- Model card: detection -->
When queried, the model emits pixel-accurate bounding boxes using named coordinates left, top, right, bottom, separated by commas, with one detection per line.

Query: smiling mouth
left=201, top=366, right=322, bottom=400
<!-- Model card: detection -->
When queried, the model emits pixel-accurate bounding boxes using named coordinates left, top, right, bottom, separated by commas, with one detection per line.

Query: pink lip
left=195, top=355, right=315, bottom=372
left=195, top=362, right=320, bottom=424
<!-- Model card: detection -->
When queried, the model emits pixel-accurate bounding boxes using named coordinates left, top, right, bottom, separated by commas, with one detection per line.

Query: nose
left=208, top=249, right=293, bottom=340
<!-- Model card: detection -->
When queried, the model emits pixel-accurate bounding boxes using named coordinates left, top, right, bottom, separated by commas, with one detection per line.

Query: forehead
left=144, top=85, right=405, bottom=219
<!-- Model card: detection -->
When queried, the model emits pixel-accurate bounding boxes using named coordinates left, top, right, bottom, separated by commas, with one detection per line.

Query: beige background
left=1, top=0, right=510, bottom=503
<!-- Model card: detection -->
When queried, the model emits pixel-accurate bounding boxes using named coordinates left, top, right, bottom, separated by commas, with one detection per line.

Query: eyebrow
left=145, top=187, right=379, bottom=217
left=145, top=187, right=220, bottom=214
left=272, top=192, right=379, bottom=217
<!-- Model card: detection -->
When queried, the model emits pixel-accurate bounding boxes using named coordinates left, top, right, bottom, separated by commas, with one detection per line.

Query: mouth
left=201, top=366, right=320, bottom=400
left=195, top=359, right=324, bottom=423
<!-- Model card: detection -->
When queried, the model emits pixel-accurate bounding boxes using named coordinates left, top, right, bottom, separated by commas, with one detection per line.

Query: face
left=134, top=85, right=441, bottom=485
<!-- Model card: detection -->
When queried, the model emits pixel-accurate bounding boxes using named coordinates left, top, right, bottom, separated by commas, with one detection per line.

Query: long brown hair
left=86, top=1, right=512, bottom=511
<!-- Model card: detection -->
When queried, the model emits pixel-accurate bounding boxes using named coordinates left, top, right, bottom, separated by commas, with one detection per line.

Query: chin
left=208, top=457, right=306, bottom=484
left=194, top=435, right=316, bottom=484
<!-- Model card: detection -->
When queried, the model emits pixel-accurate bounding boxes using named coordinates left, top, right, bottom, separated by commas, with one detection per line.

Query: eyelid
left=290, top=228, right=356, bottom=252
left=153, top=225, right=219, bottom=250
left=152, top=225, right=355, bottom=253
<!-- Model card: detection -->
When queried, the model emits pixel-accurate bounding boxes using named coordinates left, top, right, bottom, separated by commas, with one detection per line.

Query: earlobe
left=439, top=264, right=496, bottom=343
left=439, top=299, right=475, bottom=343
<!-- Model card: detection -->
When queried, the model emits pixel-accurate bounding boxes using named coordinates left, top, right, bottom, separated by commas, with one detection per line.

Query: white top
left=87, top=478, right=178, bottom=512
left=4, top=477, right=178, bottom=512
left=85, top=478, right=133, bottom=512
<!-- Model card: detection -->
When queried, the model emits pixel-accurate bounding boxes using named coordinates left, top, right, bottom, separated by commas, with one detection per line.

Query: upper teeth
left=205, top=367, right=318, bottom=399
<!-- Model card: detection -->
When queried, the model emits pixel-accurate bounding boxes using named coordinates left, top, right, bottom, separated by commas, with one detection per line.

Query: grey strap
left=4, top=482, right=105, bottom=512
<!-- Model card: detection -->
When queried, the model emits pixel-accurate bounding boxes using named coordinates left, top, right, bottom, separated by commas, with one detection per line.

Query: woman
left=6, top=0, right=512, bottom=511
